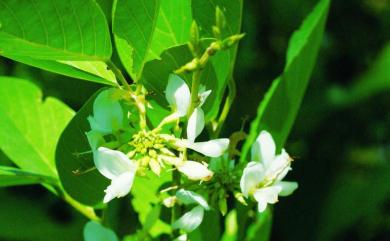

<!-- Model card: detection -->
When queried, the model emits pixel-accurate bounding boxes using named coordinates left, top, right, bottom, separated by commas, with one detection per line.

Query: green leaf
left=84, top=221, right=118, bottom=241
left=329, top=42, right=390, bottom=108
left=220, top=210, right=238, bottom=241
left=244, top=209, right=273, bottom=241
left=0, top=166, right=57, bottom=187
left=0, top=77, right=74, bottom=177
left=0, top=0, right=115, bottom=85
left=131, top=171, right=171, bottom=236
left=0, top=0, right=111, bottom=60
left=56, top=89, right=109, bottom=206
left=240, top=0, right=330, bottom=161
left=113, top=0, right=192, bottom=80
left=4, top=54, right=117, bottom=85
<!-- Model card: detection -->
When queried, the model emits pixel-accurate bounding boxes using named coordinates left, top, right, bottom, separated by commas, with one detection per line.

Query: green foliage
left=113, top=0, right=192, bottom=80
left=241, top=0, right=330, bottom=160
left=0, top=166, right=57, bottom=187
left=84, top=221, right=118, bottom=241
left=0, top=77, right=74, bottom=177
left=56, top=89, right=109, bottom=206
left=0, top=0, right=114, bottom=85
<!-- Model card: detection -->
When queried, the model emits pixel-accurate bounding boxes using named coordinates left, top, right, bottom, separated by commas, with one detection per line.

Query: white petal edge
left=95, top=147, right=137, bottom=180
left=165, top=74, right=190, bottom=117
left=252, top=130, right=276, bottom=165
left=103, top=171, right=136, bottom=203
left=177, top=161, right=213, bottom=181
left=176, top=189, right=210, bottom=210
left=240, top=162, right=265, bottom=197
left=253, top=186, right=282, bottom=213
left=198, top=89, right=212, bottom=107
left=172, top=206, right=205, bottom=232
left=186, top=138, right=230, bottom=158
left=187, top=108, right=205, bottom=142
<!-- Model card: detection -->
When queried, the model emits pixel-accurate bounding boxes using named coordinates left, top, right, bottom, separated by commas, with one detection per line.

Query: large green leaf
left=0, top=0, right=111, bottom=60
left=56, top=89, right=108, bottom=206
left=240, top=0, right=330, bottom=161
left=0, top=166, right=57, bottom=187
left=0, top=77, right=74, bottom=177
left=113, top=0, right=192, bottom=80
left=84, top=221, right=118, bottom=241
left=0, top=0, right=115, bottom=85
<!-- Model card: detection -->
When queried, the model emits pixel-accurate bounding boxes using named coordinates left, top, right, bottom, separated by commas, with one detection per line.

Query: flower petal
left=165, top=74, right=191, bottom=117
left=198, top=88, right=212, bottom=107
left=172, top=206, right=204, bottom=232
left=187, top=108, right=205, bottom=142
left=253, top=186, right=283, bottom=212
left=95, top=147, right=137, bottom=180
left=103, top=171, right=136, bottom=203
left=275, top=181, right=298, bottom=197
left=90, top=89, right=124, bottom=134
left=266, top=149, right=292, bottom=182
left=240, top=162, right=265, bottom=197
left=186, top=138, right=229, bottom=157
left=176, top=189, right=210, bottom=210
left=177, top=161, right=213, bottom=181
left=251, top=130, right=276, bottom=165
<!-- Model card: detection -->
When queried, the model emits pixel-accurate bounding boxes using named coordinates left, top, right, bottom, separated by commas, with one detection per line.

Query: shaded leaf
left=56, top=89, right=109, bottom=206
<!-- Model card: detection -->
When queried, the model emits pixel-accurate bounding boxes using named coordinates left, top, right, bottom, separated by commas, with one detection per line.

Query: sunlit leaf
left=241, top=0, right=330, bottom=160
left=0, top=77, right=74, bottom=177
left=0, top=0, right=114, bottom=84
left=0, top=166, right=57, bottom=187
left=113, top=0, right=192, bottom=80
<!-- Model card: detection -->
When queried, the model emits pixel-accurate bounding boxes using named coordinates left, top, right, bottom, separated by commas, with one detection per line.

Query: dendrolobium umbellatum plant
left=0, top=0, right=330, bottom=240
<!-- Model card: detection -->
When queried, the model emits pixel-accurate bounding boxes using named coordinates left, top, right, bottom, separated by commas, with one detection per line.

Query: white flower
left=178, top=108, right=229, bottom=158
left=165, top=74, right=211, bottom=118
left=172, top=189, right=210, bottom=232
left=240, top=130, right=298, bottom=212
left=87, top=89, right=124, bottom=135
left=95, top=147, right=138, bottom=203
left=165, top=74, right=191, bottom=117
left=177, top=161, right=213, bottom=181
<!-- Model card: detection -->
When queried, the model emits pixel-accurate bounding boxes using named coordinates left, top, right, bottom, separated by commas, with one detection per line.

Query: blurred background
left=0, top=0, right=389, bottom=240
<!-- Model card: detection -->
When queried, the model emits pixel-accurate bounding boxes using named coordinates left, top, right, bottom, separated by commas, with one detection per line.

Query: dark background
left=0, top=0, right=389, bottom=240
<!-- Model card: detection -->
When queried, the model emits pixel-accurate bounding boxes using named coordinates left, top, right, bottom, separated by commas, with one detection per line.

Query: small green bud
left=189, top=21, right=201, bottom=56
left=221, top=33, right=245, bottom=49
left=215, top=6, right=226, bottom=32
left=234, top=192, right=247, bottom=206
left=149, top=149, right=157, bottom=158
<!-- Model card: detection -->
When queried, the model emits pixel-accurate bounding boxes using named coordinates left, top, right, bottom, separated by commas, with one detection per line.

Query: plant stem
left=171, top=169, right=181, bottom=237
left=187, top=70, right=202, bottom=117
left=214, top=77, right=237, bottom=137
left=63, top=192, right=101, bottom=222
left=107, top=60, right=131, bottom=90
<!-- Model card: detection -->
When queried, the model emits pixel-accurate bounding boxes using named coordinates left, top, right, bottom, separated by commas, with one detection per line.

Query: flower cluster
left=83, top=73, right=297, bottom=236
left=85, top=74, right=229, bottom=203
